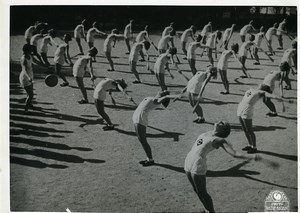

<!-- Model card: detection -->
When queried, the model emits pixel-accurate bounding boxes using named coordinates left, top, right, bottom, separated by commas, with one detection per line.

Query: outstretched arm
left=220, top=140, right=254, bottom=160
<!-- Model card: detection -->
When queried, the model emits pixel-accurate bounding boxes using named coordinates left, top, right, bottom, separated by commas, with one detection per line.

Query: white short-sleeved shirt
left=132, top=97, right=160, bottom=126
left=254, top=32, right=264, bottom=47
left=277, top=21, right=286, bottom=36
left=239, top=41, right=253, bottom=57
left=263, top=70, right=281, bottom=92
left=154, top=53, right=170, bottom=74
left=136, top=31, right=148, bottom=43
left=265, top=27, right=277, bottom=41
left=237, top=88, right=262, bottom=119
left=124, top=23, right=132, bottom=38
left=129, top=42, right=143, bottom=62
left=30, top=34, right=43, bottom=46
left=184, top=132, right=217, bottom=175
left=240, top=24, right=253, bottom=36
left=186, top=71, right=207, bottom=94
left=162, top=26, right=173, bottom=37
left=87, top=28, right=99, bottom=43
left=93, top=78, right=115, bottom=101
left=281, top=48, right=295, bottom=65
left=222, top=28, right=231, bottom=42
left=217, top=50, right=233, bottom=70
left=181, top=28, right=193, bottom=42
left=73, top=55, right=91, bottom=77
left=74, top=24, right=85, bottom=38
left=200, top=24, right=212, bottom=37
left=25, top=26, right=35, bottom=40
left=206, top=32, right=217, bottom=48
left=53, top=44, right=67, bottom=65
left=19, top=55, right=33, bottom=87
left=39, top=36, right=52, bottom=53
left=187, top=42, right=200, bottom=60
left=158, top=35, right=172, bottom=51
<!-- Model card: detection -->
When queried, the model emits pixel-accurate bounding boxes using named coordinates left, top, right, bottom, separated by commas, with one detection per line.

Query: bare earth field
left=9, top=32, right=297, bottom=212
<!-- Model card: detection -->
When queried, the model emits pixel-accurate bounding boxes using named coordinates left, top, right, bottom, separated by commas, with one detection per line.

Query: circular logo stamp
left=265, top=190, right=290, bottom=212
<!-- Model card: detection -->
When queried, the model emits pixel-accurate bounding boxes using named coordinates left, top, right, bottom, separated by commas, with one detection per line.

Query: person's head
left=208, top=21, right=212, bottom=25
left=230, top=43, right=239, bottom=54
left=144, top=25, right=148, bottom=31
left=279, top=61, right=290, bottom=72
left=92, top=21, right=98, bottom=28
left=249, top=20, right=254, bottom=25
left=81, top=19, right=86, bottom=25
left=273, top=22, right=278, bottom=28
left=143, top=40, right=151, bottom=50
left=22, top=44, right=32, bottom=55
left=214, top=121, right=231, bottom=138
left=196, top=34, right=202, bottom=42
left=111, top=28, right=119, bottom=34
left=259, top=26, right=264, bottom=32
left=34, top=21, right=40, bottom=26
left=115, top=79, right=127, bottom=91
left=63, top=34, right=72, bottom=42
left=88, top=47, right=98, bottom=57
left=291, top=40, right=297, bottom=49
left=168, top=47, right=177, bottom=55
left=257, top=84, right=270, bottom=92
left=249, top=34, right=255, bottom=42
left=158, top=90, right=170, bottom=108
left=129, top=19, right=134, bottom=25
left=207, top=67, right=218, bottom=79
left=48, top=29, right=56, bottom=38
left=169, top=30, right=176, bottom=36
left=216, top=30, right=222, bottom=40
left=170, top=22, right=174, bottom=27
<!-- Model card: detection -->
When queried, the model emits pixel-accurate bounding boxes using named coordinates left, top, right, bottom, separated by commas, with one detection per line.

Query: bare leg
left=130, top=60, right=140, bottom=82
left=156, top=73, right=167, bottom=91
left=24, top=84, right=34, bottom=111
left=105, top=51, right=115, bottom=70
left=134, top=123, right=153, bottom=160
left=125, top=38, right=131, bottom=53
left=181, top=41, right=187, bottom=57
left=192, top=174, right=215, bottom=213
left=94, top=99, right=113, bottom=126
left=76, top=38, right=84, bottom=54
left=75, top=77, right=88, bottom=102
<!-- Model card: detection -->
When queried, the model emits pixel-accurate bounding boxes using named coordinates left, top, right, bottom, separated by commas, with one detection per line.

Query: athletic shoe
left=132, top=80, right=141, bottom=84
left=266, top=112, right=278, bottom=117
left=103, top=125, right=114, bottom=131
left=253, top=62, right=260, bottom=65
left=139, top=59, right=146, bottom=62
left=125, top=52, right=130, bottom=55
left=268, top=53, right=274, bottom=56
left=60, top=82, right=69, bottom=87
left=78, top=99, right=88, bottom=104
left=194, top=118, right=205, bottom=123
left=183, top=57, right=187, bottom=60
left=107, top=69, right=115, bottom=72
left=284, top=86, right=291, bottom=90
left=242, top=146, right=252, bottom=151
left=247, top=147, right=258, bottom=154
left=140, top=160, right=154, bottom=167
left=277, top=47, right=283, bottom=50
left=220, top=91, right=229, bottom=95
left=78, top=52, right=84, bottom=55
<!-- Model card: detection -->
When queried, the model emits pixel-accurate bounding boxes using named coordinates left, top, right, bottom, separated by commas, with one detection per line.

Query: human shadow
left=203, top=97, right=238, bottom=105
left=229, top=123, right=286, bottom=132
left=10, top=146, right=105, bottom=164
left=10, top=156, right=68, bottom=169
left=10, top=83, right=24, bottom=95
left=114, top=126, right=184, bottom=142
left=277, top=115, right=297, bottom=121
left=104, top=104, right=137, bottom=111
left=10, top=122, right=73, bottom=134
left=256, top=150, right=297, bottom=161
left=10, top=129, right=65, bottom=138
left=154, top=161, right=296, bottom=189
left=10, top=136, right=93, bottom=151
left=142, top=81, right=185, bottom=88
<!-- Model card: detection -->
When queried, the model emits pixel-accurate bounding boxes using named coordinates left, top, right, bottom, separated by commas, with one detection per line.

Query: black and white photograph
left=2, top=2, right=298, bottom=213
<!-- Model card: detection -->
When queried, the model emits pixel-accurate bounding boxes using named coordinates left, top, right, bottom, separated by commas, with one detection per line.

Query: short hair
left=115, top=79, right=127, bottom=91
left=143, top=40, right=151, bottom=50
left=168, top=47, right=177, bottom=55
left=88, top=47, right=98, bottom=57
left=22, top=44, right=32, bottom=53
left=231, top=43, right=239, bottom=54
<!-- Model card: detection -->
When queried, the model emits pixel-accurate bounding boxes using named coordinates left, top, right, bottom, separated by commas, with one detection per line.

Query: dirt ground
left=9, top=31, right=297, bottom=212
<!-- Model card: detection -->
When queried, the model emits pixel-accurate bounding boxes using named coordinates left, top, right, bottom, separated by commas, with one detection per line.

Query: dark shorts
left=279, top=62, right=290, bottom=72
left=261, top=84, right=272, bottom=94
